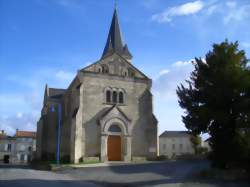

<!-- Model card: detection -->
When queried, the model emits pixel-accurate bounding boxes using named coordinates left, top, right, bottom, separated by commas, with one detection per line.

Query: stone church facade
left=36, top=8, right=158, bottom=163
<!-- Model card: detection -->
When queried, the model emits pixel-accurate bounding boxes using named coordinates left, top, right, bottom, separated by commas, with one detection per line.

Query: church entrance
left=100, top=114, right=131, bottom=162
left=107, top=135, right=121, bottom=161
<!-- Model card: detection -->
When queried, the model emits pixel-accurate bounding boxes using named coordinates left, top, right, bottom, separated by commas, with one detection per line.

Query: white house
left=159, top=131, right=195, bottom=158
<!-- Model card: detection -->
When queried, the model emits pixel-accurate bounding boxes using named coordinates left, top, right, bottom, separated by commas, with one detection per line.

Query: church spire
left=102, top=5, right=132, bottom=61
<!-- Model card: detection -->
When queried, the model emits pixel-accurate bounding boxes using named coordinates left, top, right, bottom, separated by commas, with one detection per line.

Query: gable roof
left=44, top=85, right=66, bottom=102
left=102, top=8, right=132, bottom=60
left=15, top=130, right=36, bottom=138
left=159, top=131, right=191, bottom=138
left=80, top=52, right=150, bottom=80
left=48, top=88, right=66, bottom=98
left=100, top=104, right=131, bottom=122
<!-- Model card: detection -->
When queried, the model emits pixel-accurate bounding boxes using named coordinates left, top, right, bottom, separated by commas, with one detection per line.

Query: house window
left=20, top=154, right=25, bottom=161
left=112, top=91, right=117, bottom=103
left=179, top=144, right=183, bottom=149
left=7, top=144, right=11, bottom=152
left=101, top=65, right=109, bottom=74
left=172, top=144, right=175, bottom=150
left=163, top=144, right=166, bottom=150
left=20, top=145, right=25, bottom=151
left=106, top=90, right=111, bottom=103
left=128, top=68, right=135, bottom=77
left=118, top=92, right=124, bottom=104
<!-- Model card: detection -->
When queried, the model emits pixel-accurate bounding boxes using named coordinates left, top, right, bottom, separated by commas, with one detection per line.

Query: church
left=36, top=7, right=158, bottom=164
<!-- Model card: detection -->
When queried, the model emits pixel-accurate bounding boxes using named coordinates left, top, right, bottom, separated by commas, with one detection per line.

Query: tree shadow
left=0, top=164, right=31, bottom=169
left=0, top=179, right=100, bottom=187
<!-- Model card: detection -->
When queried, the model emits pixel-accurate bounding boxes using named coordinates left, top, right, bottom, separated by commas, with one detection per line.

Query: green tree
left=177, top=40, right=250, bottom=169
left=190, top=135, right=201, bottom=155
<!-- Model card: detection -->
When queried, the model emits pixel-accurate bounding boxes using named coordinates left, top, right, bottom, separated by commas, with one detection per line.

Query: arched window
left=101, top=64, right=109, bottom=74
left=128, top=68, right=135, bottom=77
left=112, top=91, right=117, bottom=103
left=108, top=125, right=121, bottom=132
left=106, top=90, right=111, bottom=103
left=119, top=92, right=124, bottom=104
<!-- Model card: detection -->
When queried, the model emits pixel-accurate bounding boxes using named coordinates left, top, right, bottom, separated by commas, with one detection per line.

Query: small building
left=0, top=129, right=36, bottom=164
left=201, top=139, right=211, bottom=152
left=159, top=131, right=195, bottom=158
left=0, top=130, right=14, bottom=163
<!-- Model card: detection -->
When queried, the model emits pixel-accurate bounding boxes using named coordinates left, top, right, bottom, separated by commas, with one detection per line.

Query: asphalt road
left=0, top=160, right=248, bottom=187
left=0, top=164, right=101, bottom=187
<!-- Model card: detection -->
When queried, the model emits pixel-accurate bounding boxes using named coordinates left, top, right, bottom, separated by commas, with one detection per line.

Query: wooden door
left=107, top=135, right=121, bottom=161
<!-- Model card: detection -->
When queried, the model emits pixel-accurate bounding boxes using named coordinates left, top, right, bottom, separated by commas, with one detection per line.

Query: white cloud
left=0, top=68, right=76, bottom=135
left=226, top=1, right=237, bottom=8
left=152, top=59, right=195, bottom=133
left=55, top=70, right=75, bottom=82
left=206, top=4, right=218, bottom=16
left=153, top=59, right=194, bottom=102
left=159, top=69, right=170, bottom=75
left=172, top=60, right=193, bottom=67
left=152, top=0, right=204, bottom=23
left=0, top=113, right=38, bottom=135
left=223, top=3, right=250, bottom=24
left=17, top=112, right=23, bottom=118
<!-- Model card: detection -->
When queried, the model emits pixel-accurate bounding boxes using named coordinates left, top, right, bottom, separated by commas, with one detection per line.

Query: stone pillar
left=101, top=135, right=108, bottom=162
left=124, top=136, right=132, bottom=162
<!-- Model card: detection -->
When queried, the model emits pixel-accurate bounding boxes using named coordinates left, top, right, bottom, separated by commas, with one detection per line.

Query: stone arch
left=103, top=87, right=112, bottom=103
left=103, top=117, right=128, bottom=135
left=96, top=65, right=102, bottom=73
left=101, top=64, right=109, bottom=73
left=118, top=88, right=126, bottom=104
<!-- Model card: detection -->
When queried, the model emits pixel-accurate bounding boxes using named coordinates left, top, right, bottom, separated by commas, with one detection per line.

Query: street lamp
left=50, top=102, right=62, bottom=166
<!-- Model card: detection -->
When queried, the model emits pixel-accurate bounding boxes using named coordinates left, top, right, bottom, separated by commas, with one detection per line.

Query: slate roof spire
left=102, top=5, right=132, bottom=61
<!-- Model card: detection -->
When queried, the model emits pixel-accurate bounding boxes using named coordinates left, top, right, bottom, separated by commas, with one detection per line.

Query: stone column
left=124, top=136, right=132, bottom=162
left=101, top=135, right=108, bottom=162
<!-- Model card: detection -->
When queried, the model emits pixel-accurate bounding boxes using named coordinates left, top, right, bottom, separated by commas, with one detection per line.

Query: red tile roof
left=15, top=131, right=36, bottom=138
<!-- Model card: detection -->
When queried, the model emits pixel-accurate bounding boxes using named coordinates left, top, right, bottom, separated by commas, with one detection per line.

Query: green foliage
left=177, top=40, right=250, bottom=170
left=190, top=135, right=201, bottom=154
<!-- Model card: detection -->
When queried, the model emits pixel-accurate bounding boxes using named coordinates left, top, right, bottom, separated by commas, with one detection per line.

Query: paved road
left=0, top=165, right=101, bottom=187
left=0, top=161, right=248, bottom=187
left=59, top=160, right=248, bottom=187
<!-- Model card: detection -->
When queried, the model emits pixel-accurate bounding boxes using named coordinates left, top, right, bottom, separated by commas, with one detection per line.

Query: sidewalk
left=51, top=160, right=166, bottom=170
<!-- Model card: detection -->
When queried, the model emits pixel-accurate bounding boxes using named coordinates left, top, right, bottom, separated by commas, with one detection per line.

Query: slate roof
left=159, top=131, right=191, bottom=138
left=48, top=88, right=66, bottom=98
left=15, top=130, right=36, bottom=138
left=102, top=8, right=132, bottom=59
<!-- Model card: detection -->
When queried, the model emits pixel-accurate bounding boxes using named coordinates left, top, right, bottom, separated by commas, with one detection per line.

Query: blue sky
left=0, top=0, right=250, bottom=135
